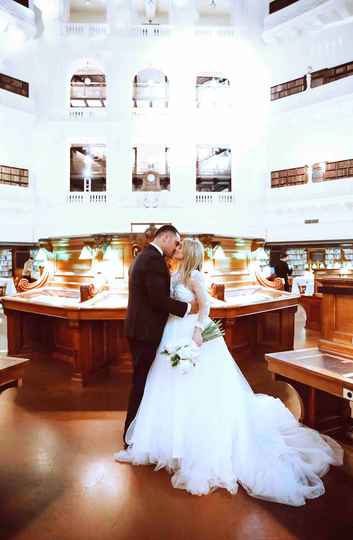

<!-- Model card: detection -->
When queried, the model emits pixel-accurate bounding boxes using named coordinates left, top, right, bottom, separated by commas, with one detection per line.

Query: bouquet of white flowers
left=161, top=320, right=224, bottom=374
left=161, top=342, right=201, bottom=374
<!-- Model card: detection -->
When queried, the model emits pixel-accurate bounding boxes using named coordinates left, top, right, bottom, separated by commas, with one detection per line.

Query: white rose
left=180, top=360, right=193, bottom=375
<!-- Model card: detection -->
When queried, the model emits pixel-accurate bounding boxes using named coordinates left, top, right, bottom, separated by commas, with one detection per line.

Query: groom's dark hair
left=154, top=224, right=179, bottom=238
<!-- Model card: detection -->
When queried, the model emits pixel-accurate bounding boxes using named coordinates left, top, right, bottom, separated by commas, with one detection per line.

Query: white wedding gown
left=121, top=270, right=343, bottom=506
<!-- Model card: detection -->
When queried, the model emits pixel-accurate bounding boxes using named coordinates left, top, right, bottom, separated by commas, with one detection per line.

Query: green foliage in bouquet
left=201, top=320, right=225, bottom=342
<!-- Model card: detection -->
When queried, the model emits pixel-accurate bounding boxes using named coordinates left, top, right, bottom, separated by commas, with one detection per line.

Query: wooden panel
left=300, top=295, right=321, bottom=331
left=269, top=0, right=299, bottom=14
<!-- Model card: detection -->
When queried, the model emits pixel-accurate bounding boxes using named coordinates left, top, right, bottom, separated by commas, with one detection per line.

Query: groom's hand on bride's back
left=190, top=300, right=199, bottom=314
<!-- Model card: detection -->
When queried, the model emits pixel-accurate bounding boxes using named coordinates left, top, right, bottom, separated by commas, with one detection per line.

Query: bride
left=115, top=238, right=343, bottom=506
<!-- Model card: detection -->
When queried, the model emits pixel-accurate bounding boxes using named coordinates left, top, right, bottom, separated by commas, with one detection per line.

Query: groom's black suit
left=123, top=244, right=188, bottom=444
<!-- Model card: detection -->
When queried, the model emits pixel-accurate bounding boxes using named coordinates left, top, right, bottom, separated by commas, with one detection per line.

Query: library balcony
left=270, top=69, right=353, bottom=115
left=264, top=0, right=353, bottom=44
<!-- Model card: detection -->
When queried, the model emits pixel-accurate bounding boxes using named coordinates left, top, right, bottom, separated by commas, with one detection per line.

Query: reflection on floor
left=0, top=307, right=353, bottom=540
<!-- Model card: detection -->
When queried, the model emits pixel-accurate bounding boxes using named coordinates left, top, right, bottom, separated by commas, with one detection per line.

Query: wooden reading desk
left=266, top=275, right=353, bottom=444
left=266, top=348, right=353, bottom=437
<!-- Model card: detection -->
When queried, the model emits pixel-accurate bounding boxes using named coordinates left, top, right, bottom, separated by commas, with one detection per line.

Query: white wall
left=0, top=4, right=270, bottom=241
left=265, top=19, right=353, bottom=242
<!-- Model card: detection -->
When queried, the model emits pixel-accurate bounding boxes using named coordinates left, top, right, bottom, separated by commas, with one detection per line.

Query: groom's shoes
left=114, top=450, right=131, bottom=463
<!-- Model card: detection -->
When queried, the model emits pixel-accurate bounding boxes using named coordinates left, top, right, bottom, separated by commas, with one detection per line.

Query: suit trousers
left=123, top=338, right=159, bottom=446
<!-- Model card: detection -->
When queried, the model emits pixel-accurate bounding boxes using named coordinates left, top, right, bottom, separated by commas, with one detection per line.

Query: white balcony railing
left=67, top=192, right=107, bottom=204
left=62, top=22, right=108, bottom=38
left=68, top=108, right=107, bottom=121
left=130, top=24, right=171, bottom=39
left=195, top=193, right=233, bottom=205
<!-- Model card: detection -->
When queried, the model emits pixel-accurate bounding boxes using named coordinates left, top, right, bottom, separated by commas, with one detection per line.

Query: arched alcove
left=69, top=0, right=107, bottom=23
left=196, top=146, right=231, bottom=192
left=132, top=68, right=169, bottom=109
left=70, top=144, right=106, bottom=192
left=70, top=64, right=106, bottom=108
left=196, top=75, right=230, bottom=108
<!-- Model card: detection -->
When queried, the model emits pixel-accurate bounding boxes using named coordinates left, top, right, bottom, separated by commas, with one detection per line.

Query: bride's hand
left=192, top=328, right=203, bottom=347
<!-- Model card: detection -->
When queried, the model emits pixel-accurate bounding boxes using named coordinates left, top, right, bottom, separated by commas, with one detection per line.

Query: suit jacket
left=125, top=244, right=188, bottom=344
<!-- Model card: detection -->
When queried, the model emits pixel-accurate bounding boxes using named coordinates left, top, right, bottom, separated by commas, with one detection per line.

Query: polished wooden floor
left=0, top=306, right=352, bottom=540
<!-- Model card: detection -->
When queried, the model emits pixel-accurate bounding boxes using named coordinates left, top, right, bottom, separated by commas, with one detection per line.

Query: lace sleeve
left=190, top=270, right=210, bottom=330
left=170, top=271, right=179, bottom=297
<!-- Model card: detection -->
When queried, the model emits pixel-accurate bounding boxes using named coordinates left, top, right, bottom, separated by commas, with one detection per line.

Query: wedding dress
left=118, top=270, right=343, bottom=506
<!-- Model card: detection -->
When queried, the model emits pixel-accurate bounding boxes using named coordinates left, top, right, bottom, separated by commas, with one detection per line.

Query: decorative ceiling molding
left=0, top=0, right=36, bottom=41
left=263, top=0, right=353, bottom=44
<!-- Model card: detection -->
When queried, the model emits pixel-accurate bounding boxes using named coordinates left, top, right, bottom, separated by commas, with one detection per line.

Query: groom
left=121, top=224, right=198, bottom=449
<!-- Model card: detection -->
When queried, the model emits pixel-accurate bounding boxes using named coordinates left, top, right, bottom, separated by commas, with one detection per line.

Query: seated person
left=274, top=252, right=292, bottom=292
left=22, top=256, right=36, bottom=283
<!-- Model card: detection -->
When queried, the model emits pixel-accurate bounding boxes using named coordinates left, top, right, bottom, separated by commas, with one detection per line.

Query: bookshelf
left=324, top=159, right=353, bottom=181
left=271, top=166, right=308, bottom=188
left=311, top=60, right=353, bottom=88
left=286, top=249, right=308, bottom=275
left=0, top=165, right=29, bottom=187
left=271, top=76, right=306, bottom=101
left=0, top=250, right=13, bottom=278
left=268, top=242, right=353, bottom=277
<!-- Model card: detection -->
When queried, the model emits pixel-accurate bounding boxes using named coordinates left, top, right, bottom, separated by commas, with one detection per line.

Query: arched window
left=196, top=75, right=230, bottom=108
left=133, top=68, right=169, bottom=108
left=70, top=65, right=106, bottom=108
left=132, top=146, right=170, bottom=191
left=196, top=146, right=231, bottom=192
left=70, top=144, right=106, bottom=192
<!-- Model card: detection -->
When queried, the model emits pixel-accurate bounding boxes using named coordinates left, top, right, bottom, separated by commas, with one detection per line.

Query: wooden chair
left=254, top=269, right=284, bottom=290
left=0, top=285, right=6, bottom=297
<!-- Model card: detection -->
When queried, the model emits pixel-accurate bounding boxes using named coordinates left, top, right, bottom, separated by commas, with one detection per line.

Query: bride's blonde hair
left=178, top=238, right=204, bottom=285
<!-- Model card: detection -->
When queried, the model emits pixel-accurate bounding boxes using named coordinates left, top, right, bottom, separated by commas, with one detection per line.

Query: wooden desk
left=2, top=285, right=298, bottom=386
left=299, top=294, right=321, bottom=331
left=0, top=355, right=30, bottom=390
left=266, top=347, right=353, bottom=438
left=318, top=275, right=353, bottom=358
